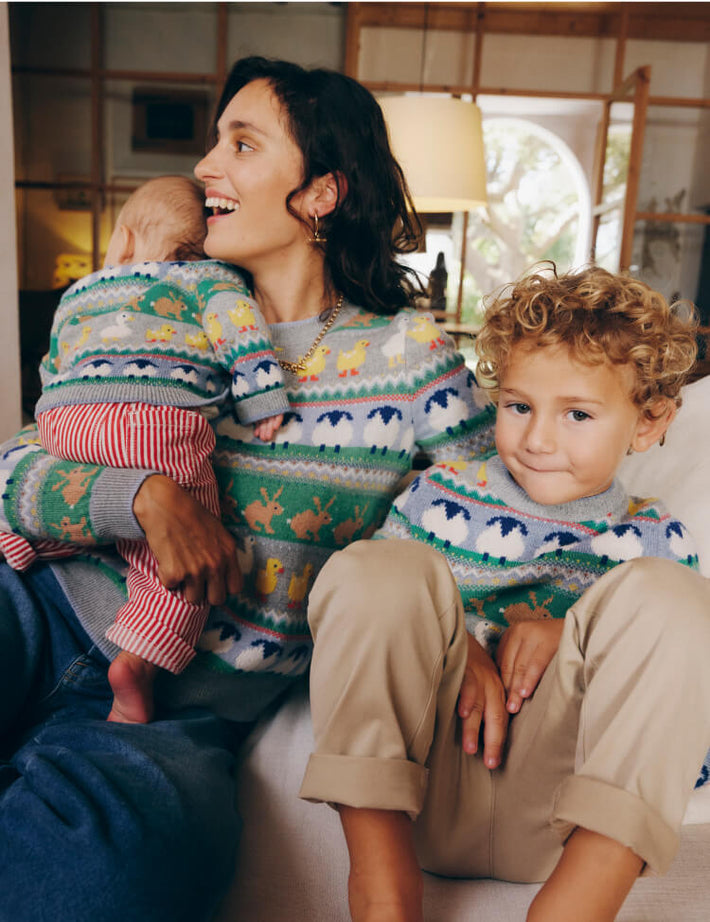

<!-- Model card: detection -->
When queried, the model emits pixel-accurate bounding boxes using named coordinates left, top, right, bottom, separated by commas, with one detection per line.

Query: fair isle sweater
left=0, top=306, right=496, bottom=721
left=37, top=259, right=289, bottom=425
left=377, top=454, right=699, bottom=655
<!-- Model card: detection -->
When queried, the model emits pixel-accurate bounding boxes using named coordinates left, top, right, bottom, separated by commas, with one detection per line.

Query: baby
left=0, top=175, right=289, bottom=723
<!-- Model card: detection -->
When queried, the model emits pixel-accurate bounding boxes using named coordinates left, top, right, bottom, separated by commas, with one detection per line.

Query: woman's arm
left=0, top=425, right=241, bottom=603
left=407, top=318, right=496, bottom=463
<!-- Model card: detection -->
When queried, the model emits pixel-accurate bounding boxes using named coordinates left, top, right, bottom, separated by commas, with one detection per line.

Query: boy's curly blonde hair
left=475, top=264, right=698, bottom=418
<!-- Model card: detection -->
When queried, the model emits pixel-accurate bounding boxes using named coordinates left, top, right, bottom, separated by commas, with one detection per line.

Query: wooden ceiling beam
left=352, top=3, right=710, bottom=43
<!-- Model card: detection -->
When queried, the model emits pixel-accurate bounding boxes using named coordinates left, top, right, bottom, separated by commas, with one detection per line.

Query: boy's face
left=495, top=343, right=653, bottom=505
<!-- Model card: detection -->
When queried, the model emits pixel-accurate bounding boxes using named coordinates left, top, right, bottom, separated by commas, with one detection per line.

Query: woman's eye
left=570, top=409, right=591, bottom=422
left=234, top=140, right=254, bottom=153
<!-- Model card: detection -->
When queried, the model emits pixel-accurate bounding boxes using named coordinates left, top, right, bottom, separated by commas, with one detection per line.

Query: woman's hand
left=457, top=632, right=509, bottom=769
left=496, top=619, right=565, bottom=715
left=133, top=474, right=242, bottom=605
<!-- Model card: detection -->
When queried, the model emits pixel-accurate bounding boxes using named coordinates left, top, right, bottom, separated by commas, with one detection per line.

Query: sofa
left=216, top=374, right=710, bottom=922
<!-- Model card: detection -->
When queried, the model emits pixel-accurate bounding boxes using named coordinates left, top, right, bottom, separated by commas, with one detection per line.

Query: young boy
left=380, top=266, right=699, bottom=669
left=300, top=265, right=706, bottom=922
left=0, top=175, right=289, bottom=724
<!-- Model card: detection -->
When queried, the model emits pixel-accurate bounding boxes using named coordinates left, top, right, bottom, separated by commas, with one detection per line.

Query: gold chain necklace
left=277, top=294, right=344, bottom=374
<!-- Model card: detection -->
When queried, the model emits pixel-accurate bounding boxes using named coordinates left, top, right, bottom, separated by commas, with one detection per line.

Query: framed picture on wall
left=131, top=88, right=210, bottom=155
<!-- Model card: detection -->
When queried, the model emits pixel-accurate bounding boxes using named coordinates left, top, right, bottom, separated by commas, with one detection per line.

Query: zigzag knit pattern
left=0, top=306, right=497, bottom=678
left=377, top=454, right=699, bottom=654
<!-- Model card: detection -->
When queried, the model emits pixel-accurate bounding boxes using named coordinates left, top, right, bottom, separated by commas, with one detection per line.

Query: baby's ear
left=104, top=224, right=135, bottom=267
left=630, top=400, right=677, bottom=453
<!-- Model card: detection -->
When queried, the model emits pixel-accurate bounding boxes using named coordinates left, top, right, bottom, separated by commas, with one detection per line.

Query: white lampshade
left=379, top=95, right=487, bottom=212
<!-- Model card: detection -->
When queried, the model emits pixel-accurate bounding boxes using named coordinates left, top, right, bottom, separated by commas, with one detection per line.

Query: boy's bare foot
left=107, top=651, right=158, bottom=724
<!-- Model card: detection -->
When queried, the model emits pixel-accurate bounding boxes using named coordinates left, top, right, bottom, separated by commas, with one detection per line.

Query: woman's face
left=194, top=78, right=308, bottom=272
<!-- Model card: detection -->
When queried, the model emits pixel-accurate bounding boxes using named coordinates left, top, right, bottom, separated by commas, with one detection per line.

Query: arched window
left=458, top=116, right=591, bottom=322
left=403, top=115, right=592, bottom=330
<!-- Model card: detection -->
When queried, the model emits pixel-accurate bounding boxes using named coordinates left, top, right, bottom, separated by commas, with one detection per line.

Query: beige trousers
left=299, top=539, right=710, bottom=882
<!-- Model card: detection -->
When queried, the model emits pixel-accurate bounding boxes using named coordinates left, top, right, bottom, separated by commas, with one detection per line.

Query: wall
left=0, top=2, right=21, bottom=439
left=12, top=1, right=347, bottom=289
left=10, top=4, right=710, bottom=302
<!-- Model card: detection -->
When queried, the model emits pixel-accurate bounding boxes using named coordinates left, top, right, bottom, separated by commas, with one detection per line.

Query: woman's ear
left=307, top=171, right=347, bottom=218
left=630, top=400, right=677, bottom=453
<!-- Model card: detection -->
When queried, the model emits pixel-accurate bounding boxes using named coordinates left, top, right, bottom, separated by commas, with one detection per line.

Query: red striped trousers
left=27, top=402, right=220, bottom=673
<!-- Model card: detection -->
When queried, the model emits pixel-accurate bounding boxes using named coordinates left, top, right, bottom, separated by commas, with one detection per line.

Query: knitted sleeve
left=406, top=314, right=495, bottom=464
left=622, top=497, right=699, bottom=570
left=0, top=424, right=148, bottom=548
left=196, top=275, right=290, bottom=425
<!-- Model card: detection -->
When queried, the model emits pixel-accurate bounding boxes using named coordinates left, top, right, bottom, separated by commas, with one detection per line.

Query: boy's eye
left=570, top=409, right=591, bottom=422
left=507, top=402, right=530, bottom=415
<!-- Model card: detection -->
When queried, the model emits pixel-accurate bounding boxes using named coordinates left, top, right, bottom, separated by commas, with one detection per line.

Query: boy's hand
left=458, top=632, right=509, bottom=769
left=496, top=620, right=565, bottom=715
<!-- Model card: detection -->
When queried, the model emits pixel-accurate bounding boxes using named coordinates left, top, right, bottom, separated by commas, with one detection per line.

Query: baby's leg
left=107, top=650, right=158, bottom=724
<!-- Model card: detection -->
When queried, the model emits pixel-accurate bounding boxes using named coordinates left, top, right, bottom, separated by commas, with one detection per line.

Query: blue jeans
left=0, top=563, right=245, bottom=922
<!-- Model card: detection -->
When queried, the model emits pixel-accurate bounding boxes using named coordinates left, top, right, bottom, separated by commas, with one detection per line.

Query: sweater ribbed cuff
left=89, top=468, right=155, bottom=542
left=235, top=388, right=291, bottom=426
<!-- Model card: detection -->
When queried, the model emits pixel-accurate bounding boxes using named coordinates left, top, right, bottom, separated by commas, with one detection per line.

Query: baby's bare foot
left=107, top=651, right=157, bottom=724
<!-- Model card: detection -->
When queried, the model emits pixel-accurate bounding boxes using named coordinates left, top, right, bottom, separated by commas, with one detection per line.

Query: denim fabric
left=0, top=564, right=245, bottom=922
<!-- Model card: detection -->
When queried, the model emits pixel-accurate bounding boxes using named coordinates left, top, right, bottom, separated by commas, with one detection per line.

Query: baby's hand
left=254, top=413, right=284, bottom=442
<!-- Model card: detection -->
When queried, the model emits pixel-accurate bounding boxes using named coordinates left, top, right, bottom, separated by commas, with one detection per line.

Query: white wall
left=0, top=3, right=21, bottom=439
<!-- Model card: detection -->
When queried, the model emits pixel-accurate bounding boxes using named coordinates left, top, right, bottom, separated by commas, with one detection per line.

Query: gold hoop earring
left=308, top=213, right=327, bottom=245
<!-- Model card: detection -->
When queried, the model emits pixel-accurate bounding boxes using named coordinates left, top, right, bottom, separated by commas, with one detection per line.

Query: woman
left=0, top=57, right=493, bottom=922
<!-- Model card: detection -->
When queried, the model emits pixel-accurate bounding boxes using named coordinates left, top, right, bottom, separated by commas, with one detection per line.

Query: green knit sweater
left=0, top=304, right=495, bottom=719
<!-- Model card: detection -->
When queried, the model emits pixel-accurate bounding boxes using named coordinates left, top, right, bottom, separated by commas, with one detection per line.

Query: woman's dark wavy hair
left=211, top=56, right=423, bottom=315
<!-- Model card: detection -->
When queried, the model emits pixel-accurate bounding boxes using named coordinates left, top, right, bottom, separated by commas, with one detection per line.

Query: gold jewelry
left=307, top=213, right=326, bottom=245
left=278, top=294, right=344, bottom=374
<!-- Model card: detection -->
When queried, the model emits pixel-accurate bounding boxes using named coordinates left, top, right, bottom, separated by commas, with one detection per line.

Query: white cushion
left=619, top=376, right=710, bottom=576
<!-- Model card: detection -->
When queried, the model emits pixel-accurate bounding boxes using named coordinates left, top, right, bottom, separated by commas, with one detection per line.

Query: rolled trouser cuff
left=552, top=775, right=679, bottom=875
left=300, top=753, right=429, bottom=818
